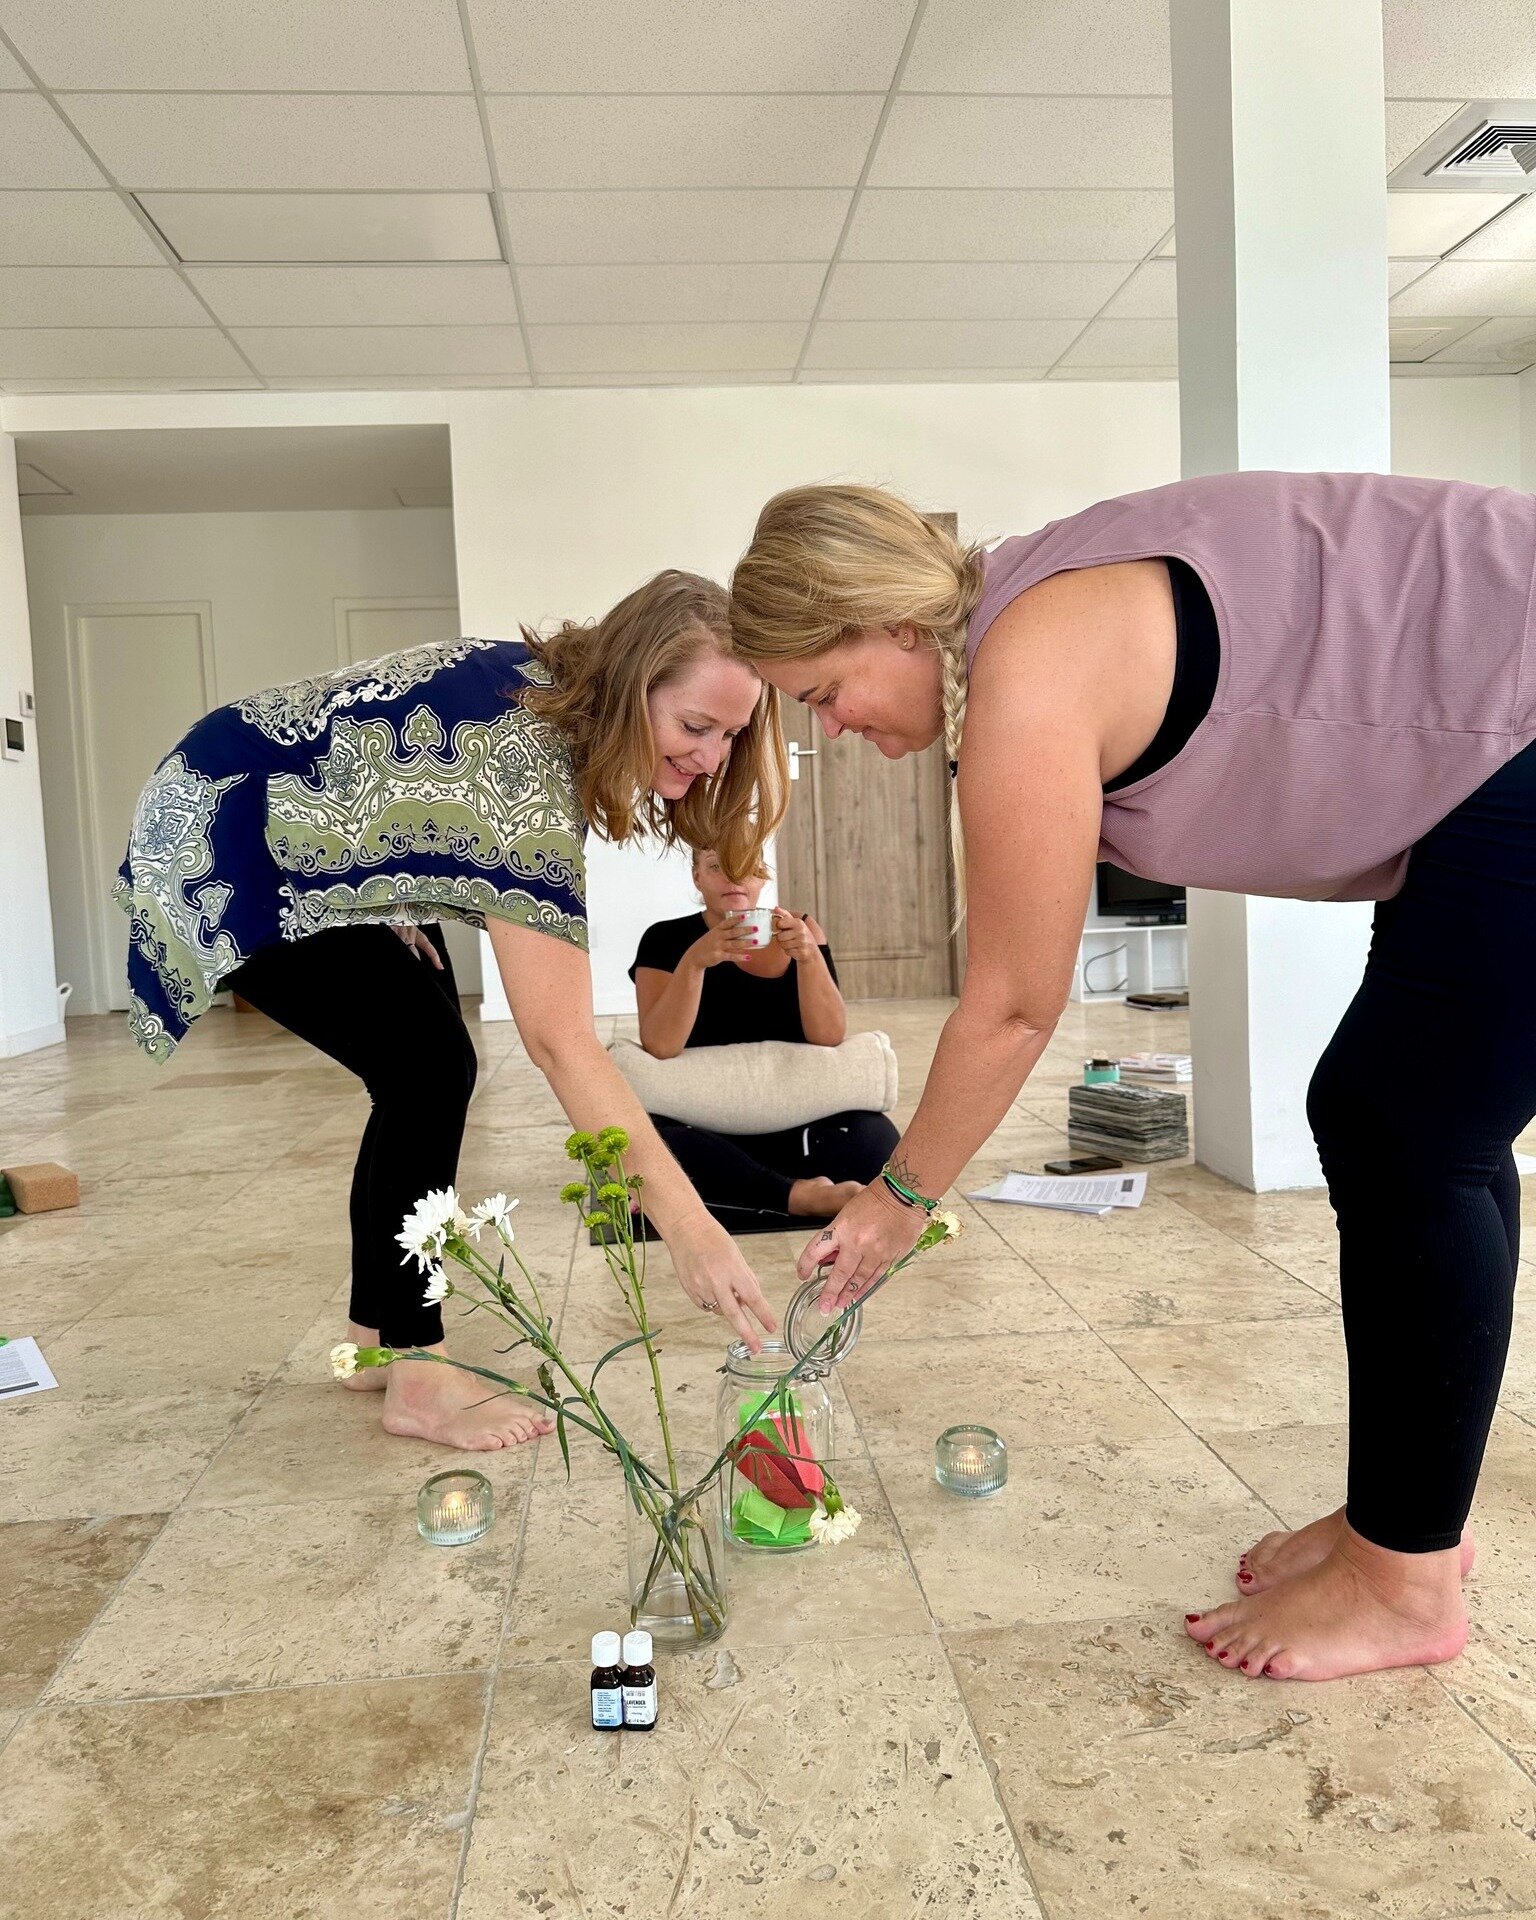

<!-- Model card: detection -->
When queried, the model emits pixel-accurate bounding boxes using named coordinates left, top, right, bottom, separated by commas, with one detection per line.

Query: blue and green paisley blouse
left=116, top=637, right=587, bottom=1061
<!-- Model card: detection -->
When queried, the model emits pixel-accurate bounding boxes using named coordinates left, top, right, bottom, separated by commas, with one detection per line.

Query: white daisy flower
left=422, top=1265, right=451, bottom=1305
left=469, top=1193, right=518, bottom=1241
left=330, top=1342, right=359, bottom=1380
left=396, top=1187, right=469, bottom=1271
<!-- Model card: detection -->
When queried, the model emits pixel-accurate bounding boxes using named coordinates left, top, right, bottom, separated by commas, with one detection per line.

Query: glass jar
left=625, top=1456, right=729, bottom=1646
left=715, top=1339, right=835, bottom=1553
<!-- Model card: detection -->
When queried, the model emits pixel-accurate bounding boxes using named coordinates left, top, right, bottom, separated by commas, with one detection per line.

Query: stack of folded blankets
left=1068, top=1081, right=1189, bottom=1162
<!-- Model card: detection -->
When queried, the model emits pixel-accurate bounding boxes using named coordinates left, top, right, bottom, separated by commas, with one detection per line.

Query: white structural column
left=0, top=434, right=63, bottom=1057
left=1171, top=0, right=1388, bottom=1189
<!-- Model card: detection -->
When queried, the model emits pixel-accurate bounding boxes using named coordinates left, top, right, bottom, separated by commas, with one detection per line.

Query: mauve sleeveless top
left=965, top=471, right=1536, bottom=901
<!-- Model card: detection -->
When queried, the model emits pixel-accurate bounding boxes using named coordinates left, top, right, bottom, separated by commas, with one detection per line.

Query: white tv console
left=1073, top=918, right=1189, bottom=1004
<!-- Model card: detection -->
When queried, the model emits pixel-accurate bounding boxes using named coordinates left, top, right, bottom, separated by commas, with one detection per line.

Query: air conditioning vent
left=1390, top=102, right=1536, bottom=192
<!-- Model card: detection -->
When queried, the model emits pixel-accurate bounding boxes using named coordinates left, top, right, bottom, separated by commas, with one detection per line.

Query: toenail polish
left=1204, top=1640, right=1215, bottom=1649
left=1185, top=1614, right=1200, bottom=1623
left=1263, top=1663, right=1276, bottom=1676
left=1238, top=1571, right=1253, bottom=1584
left=1240, top=1660, right=1250, bottom=1671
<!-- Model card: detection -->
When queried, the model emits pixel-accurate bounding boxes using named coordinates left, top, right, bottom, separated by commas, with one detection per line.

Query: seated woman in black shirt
left=630, top=848, right=899, bottom=1233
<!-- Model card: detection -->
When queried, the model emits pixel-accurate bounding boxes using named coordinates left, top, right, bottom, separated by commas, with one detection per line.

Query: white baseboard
left=1, top=1020, right=66, bottom=1058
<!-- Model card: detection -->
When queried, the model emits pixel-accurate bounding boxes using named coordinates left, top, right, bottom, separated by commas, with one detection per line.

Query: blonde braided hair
left=729, top=483, right=985, bottom=916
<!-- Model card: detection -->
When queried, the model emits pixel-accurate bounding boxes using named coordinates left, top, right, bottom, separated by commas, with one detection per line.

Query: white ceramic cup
left=732, top=908, right=774, bottom=949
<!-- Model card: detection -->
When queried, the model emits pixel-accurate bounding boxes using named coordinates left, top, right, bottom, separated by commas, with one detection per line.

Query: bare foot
left=1238, top=1504, right=1475, bottom=1594
left=788, top=1176, right=864, bottom=1219
left=381, top=1347, right=556, bottom=1451
left=1187, top=1523, right=1468, bottom=1681
left=340, top=1321, right=388, bottom=1392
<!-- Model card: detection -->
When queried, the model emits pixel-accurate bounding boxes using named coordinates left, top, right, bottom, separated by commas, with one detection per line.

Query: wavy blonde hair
left=729, top=484, right=985, bottom=906
left=522, top=570, right=786, bottom=882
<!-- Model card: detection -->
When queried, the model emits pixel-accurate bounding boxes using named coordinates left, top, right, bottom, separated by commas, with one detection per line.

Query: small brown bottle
left=620, top=1629, right=657, bottom=1730
left=590, top=1632, right=623, bottom=1730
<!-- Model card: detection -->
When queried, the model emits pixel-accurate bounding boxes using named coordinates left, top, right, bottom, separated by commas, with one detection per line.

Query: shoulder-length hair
left=521, top=570, right=786, bottom=882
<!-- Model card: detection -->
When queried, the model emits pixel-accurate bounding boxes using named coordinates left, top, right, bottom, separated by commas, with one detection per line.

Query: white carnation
left=808, top=1502, right=862, bottom=1546
left=330, top=1342, right=359, bottom=1380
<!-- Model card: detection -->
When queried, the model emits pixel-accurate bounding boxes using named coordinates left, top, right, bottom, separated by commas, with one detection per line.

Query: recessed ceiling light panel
left=137, top=193, right=504, bottom=265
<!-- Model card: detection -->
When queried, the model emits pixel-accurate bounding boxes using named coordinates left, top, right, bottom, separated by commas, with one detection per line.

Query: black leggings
left=226, top=924, right=476, bottom=1348
left=1307, top=740, right=1536, bottom=1553
left=651, top=1109, right=900, bottom=1235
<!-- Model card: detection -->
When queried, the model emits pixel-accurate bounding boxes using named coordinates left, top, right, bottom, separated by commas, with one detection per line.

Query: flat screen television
left=1095, top=861, right=1186, bottom=922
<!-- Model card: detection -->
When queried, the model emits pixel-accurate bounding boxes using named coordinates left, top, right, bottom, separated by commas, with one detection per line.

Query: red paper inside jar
left=731, top=1413, right=825, bottom=1509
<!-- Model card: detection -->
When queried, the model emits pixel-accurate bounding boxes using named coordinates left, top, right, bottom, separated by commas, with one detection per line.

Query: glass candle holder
left=417, top=1468, right=493, bottom=1545
left=934, top=1425, right=1007, bottom=1497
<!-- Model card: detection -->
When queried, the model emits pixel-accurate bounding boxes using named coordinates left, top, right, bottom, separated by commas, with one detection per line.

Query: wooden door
left=774, top=718, right=956, bottom=1000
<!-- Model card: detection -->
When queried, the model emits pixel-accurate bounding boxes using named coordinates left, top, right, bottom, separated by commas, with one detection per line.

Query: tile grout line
left=446, top=1381, right=549, bottom=1918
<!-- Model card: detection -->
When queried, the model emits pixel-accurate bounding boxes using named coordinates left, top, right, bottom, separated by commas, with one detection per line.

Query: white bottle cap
left=591, top=1631, right=622, bottom=1665
left=622, top=1630, right=653, bottom=1666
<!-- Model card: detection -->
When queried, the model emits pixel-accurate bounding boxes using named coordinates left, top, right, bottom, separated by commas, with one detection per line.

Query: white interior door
left=70, top=603, right=215, bottom=1013
left=334, top=596, right=462, bottom=667
left=332, top=595, right=482, bottom=997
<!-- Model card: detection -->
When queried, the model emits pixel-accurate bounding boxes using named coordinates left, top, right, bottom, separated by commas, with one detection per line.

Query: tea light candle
left=417, top=1468, right=493, bottom=1545
left=934, top=1425, right=1007, bottom=1497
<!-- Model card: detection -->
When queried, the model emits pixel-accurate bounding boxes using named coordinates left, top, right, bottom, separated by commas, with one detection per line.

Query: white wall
left=0, top=435, right=62, bottom=1056
left=1391, top=375, right=1524, bottom=490
left=23, top=505, right=458, bottom=1012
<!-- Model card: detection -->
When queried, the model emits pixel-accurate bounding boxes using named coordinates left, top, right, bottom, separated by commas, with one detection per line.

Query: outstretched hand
left=670, top=1218, right=778, bottom=1353
left=797, top=1181, right=926, bottom=1318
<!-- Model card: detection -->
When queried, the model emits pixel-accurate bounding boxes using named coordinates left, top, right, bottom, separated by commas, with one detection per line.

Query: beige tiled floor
left=3, top=996, right=1536, bottom=1919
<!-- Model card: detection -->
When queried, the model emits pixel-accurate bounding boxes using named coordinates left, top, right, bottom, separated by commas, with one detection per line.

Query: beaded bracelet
left=880, top=1164, right=939, bottom=1213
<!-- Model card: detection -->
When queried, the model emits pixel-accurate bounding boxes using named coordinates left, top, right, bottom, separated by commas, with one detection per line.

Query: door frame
left=332, top=595, right=459, bottom=668
left=65, top=599, right=218, bottom=1013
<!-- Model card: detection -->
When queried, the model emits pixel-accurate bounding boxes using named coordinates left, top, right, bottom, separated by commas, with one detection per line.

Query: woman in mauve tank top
left=731, top=473, right=1536, bottom=1687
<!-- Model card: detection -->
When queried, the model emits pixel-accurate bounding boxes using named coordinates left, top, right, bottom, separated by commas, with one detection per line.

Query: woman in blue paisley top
left=118, top=572, right=786, bottom=1451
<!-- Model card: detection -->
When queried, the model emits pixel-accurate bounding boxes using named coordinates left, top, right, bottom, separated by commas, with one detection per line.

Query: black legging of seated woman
left=1308, top=739, right=1536, bottom=1554
left=650, top=1109, right=900, bottom=1235
left=225, top=921, right=475, bottom=1350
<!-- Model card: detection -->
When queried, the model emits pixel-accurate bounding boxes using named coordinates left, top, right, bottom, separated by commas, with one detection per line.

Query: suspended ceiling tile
left=60, top=94, right=491, bottom=192
left=1426, top=315, right=1536, bottom=366
left=872, top=96, right=1173, bottom=191
left=0, top=192, right=165, bottom=266
left=0, top=94, right=106, bottom=189
left=1386, top=190, right=1518, bottom=256
left=1054, top=317, right=1180, bottom=367
left=1391, top=258, right=1536, bottom=315
left=0, top=375, right=264, bottom=392
left=903, top=0, right=1171, bottom=93
left=803, top=317, right=1082, bottom=370
left=187, top=265, right=518, bottom=328
left=466, top=0, right=915, bottom=91
left=537, top=370, right=794, bottom=386
left=1388, top=260, right=1438, bottom=296
left=0, top=265, right=212, bottom=327
left=1383, top=98, right=1464, bottom=171
left=3, top=0, right=472, bottom=90
left=819, top=260, right=1127, bottom=320
left=502, top=189, right=853, bottom=264
left=517, top=262, right=826, bottom=324
left=1048, top=363, right=1176, bottom=380
left=0, top=40, right=32, bottom=85
left=1098, top=258, right=1177, bottom=318
left=232, top=324, right=528, bottom=377
left=0, top=328, right=250, bottom=378
left=261, top=374, right=531, bottom=388
left=800, top=367, right=1053, bottom=382
left=1389, top=359, right=1516, bottom=376
left=1454, top=197, right=1536, bottom=261
left=1383, top=0, right=1536, bottom=96
left=528, top=321, right=806, bottom=373
left=845, top=189, right=1174, bottom=261
left=487, top=94, right=882, bottom=192
left=139, top=193, right=503, bottom=265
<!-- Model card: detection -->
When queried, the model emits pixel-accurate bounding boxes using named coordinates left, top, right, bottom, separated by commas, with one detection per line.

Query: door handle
left=788, top=743, right=818, bottom=781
